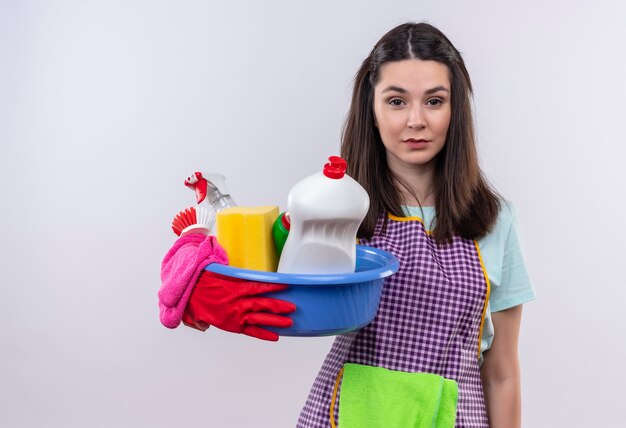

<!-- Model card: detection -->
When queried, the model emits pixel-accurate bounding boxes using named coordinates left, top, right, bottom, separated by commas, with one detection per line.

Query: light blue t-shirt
left=402, top=201, right=536, bottom=364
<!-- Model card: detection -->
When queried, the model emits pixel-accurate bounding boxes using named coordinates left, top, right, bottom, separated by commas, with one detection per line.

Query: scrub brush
left=171, top=206, right=215, bottom=237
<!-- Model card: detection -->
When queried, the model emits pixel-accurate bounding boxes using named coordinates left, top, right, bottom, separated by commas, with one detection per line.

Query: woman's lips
left=403, top=138, right=430, bottom=149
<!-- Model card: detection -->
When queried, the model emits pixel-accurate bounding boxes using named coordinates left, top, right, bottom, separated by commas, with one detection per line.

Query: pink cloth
left=159, top=233, right=228, bottom=328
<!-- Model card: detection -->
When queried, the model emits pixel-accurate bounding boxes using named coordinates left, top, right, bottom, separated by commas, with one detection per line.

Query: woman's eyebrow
left=381, top=85, right=408, bottom=94
left=425, top=86, right=450, bottom=95
left=381, top=85, right=450, bottom=94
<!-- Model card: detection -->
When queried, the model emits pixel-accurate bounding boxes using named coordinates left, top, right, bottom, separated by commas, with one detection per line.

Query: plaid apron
left=297, top=214, right=490, bottom=427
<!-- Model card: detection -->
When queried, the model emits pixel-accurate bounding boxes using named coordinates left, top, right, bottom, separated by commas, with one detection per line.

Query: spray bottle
left=184, top=172, right=237, bottom=234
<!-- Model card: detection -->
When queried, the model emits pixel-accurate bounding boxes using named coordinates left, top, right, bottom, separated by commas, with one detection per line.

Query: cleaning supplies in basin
left=217, top=206, right=280, bottom=271
left=277, top=156, right=369, bottom=274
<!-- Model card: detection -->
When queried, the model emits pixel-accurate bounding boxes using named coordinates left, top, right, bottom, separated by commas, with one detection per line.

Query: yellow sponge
left=216, top=206, right=280, bottom=272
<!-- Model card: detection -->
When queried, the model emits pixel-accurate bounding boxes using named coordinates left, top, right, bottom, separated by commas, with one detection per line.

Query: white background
left=1, top=1, right=625, bottom=427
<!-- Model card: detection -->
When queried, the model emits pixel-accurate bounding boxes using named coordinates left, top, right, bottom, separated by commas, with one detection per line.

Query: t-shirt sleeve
left=488, top=202, right=536, bottom=312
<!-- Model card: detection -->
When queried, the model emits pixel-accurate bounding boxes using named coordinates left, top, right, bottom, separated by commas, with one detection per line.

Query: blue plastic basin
left=204, top=245, right=399, bottom=336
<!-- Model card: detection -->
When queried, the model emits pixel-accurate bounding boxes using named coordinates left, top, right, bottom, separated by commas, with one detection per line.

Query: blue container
left=204, top=245, right=399, bottom=336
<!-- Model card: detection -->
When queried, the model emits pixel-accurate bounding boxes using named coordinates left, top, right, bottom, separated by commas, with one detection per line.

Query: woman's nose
left=407, top=106, right=426, bottom=129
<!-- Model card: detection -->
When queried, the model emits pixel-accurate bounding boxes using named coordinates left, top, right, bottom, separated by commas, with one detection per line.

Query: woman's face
left=373, top=59, right=452, bottom=174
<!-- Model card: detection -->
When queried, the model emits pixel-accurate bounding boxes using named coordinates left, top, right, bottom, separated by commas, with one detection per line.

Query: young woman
left=165, top=21, right=534, bottom=428
left=295, top=22, right=535, bottom=427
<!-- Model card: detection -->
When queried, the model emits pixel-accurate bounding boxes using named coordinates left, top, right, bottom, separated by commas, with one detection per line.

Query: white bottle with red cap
left=277, top=156, right=370, bottom=274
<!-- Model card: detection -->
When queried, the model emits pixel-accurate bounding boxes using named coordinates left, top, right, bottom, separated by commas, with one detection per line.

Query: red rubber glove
left=182, top=270, right=296, bottom=341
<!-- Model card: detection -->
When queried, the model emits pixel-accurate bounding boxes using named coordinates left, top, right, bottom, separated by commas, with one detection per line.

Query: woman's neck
left=388, top=159, right=436, bottom=207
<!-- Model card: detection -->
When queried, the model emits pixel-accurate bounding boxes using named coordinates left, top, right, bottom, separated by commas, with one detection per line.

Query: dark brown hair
left=341, top=22, right=500, bottom=244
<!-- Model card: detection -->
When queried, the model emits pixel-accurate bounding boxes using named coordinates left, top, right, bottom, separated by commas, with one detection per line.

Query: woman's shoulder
left=475, top=199, right=517, bottom=268
left=489, top=198, right=516, bottom=237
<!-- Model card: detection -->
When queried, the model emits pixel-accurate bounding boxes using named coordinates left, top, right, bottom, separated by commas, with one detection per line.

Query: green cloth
left=338, top=363, right=458, bottom=428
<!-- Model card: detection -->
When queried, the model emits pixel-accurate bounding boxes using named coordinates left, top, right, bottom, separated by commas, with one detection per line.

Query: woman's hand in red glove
left=182, top=270, right=296, bottom=341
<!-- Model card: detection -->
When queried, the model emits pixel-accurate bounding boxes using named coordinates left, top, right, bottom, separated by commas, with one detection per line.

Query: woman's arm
left=480, top=304, right=523, bottom=428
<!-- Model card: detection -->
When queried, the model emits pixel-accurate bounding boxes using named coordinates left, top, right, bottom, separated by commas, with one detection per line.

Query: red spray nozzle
left=323, top=156, right=347, bottom=179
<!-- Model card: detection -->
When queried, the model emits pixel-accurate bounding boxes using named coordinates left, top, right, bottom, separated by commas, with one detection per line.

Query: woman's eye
left=427, top=98, right=443, bottom=106
left=388, top=98, right=405, bottom=106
